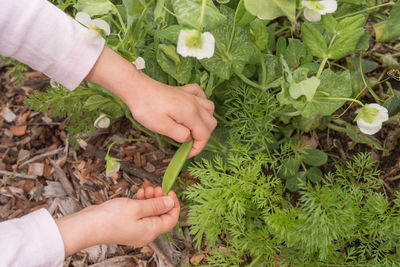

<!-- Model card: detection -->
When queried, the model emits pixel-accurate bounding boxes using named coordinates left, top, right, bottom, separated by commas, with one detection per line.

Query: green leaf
left=374, top=1, right=400, bottom=42
left=322, top=14, right=337, bottom=34
left=278, top=158, right=300, bottom=180
left=289, top=77, right=320, bottom=102
left=122, top=0, right=144, bottom=16
left=328, top=28, right=365, bottom=60
left=384, top=89, right=400, bottom=117
left=156, top=45, right=193, bottom=84
left=84, top=95, right=111, bottom=111
left=284, top=39, right=309, bottom=69
left=74, top=0, right=115, bottom=16
left=200, top=6, right=254, bottom=80
left=162, top=139, right=194, bottom=194
left=301, top=70, right=352, bottom=118
left=244, top=0, right=296, bottom=22
left=306, top=167, right=323, bottom=183
left=250, top=19, right=269, bottom=51
left=301, top=23, right=328, bottom=59
left=172, top=0, right=226, bottom=31
left=335, top=14, right=366, bottom=35
left=286, top=172, right=306, bottom=192
left=345, top=124, right=385, bottom=151
left=301, top=149, right=328, bottom=167
left=235, top=0, right=256, bottom=26
left=159, top=25, right=184, bottom=44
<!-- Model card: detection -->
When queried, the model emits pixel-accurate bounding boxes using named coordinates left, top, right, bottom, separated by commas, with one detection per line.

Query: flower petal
left=304, top=8, right=321, bottom=22
left=198, top=32, right=215, bottom=59
left=368, top=103, right=388, bottom=122
left=320, top=0, right=337, bottom=14
left=301, top=0, right=313, bottom=9
left=94, top=114, right=110, bottom=129
left=357, top=118, right=382, bottom=135
left=75, top=12, right=93, bottom=28
left=92, top=19, right=111, bottom=35
left=84, top=29, right=103, bottom=45
left=133, top=57, right=146, bottom=70
left=177, top=30, right=190, bottom=57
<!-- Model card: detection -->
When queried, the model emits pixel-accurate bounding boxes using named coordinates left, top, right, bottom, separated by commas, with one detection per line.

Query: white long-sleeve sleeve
left=0, top=0, right=105, bottom=90
left=0, top=209, right=65, bottom=267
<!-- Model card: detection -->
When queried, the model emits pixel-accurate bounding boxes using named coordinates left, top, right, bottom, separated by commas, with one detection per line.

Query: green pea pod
left=162, top=139, right=194, bottom=194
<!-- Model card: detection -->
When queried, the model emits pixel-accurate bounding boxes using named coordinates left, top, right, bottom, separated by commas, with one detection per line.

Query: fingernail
left=163, top=197, right=174, bottom=208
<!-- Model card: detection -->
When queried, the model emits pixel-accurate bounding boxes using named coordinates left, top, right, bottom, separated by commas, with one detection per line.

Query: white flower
left=105, top=156, right=120, bottom=177
left=75, top=12, right=110, bottom=44
left=133, top=57, right=146, bottom=70
left=177, top=29, right=215, bottom=60
left=301, top=0, right=337, bottom=22
left=94, top=114, right=111, bottom=129
left=356, top=103, right=388, bottom=135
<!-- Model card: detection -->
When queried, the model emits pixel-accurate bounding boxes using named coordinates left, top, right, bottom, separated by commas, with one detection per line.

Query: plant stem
left=327, top=123, right=347, bottom=133
left=235, top=70, right=267, bottom=90
left=359, top=54, right=382, bottom=104
left=199, top=0, right=207, bottom=30
left=131, top=0, right=155, bottom=44
left=247, top=255, right=262, bottom=267
left=259, top=53, right=267, bottom=87
left=316, top=57, right=328, bottom=78
left=336, top=2, right=395, bottom=20
left=106, top=138, right=151, bottom=157
left=112, top=5, right=127, bottom=33
left=227, top=0, right=241, bottom=53
left=317, top=96, right=364, bottom=107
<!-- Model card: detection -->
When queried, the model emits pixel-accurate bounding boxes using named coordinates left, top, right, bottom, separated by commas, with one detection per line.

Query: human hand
left=85, top=47, right=217, bottom=158
left=56, top=187, right=180, bottom=257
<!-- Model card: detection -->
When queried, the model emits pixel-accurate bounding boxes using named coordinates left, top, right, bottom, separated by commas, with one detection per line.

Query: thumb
left=136, top=196, right=175, bottom=218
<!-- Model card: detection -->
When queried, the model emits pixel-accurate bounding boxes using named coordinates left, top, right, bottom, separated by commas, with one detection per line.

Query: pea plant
left=24, top=0, right=400, bottom=264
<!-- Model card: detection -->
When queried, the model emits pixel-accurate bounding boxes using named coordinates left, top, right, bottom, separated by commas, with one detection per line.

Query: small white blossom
left=105, top=156, right=120, bottom=177
left=133, top=57, right=146, bottom=70
left=94, top=114, right=111, bottom=129
left=177, top=29, right=215, bottom=60
left=301, top=0, right=337, bottom=22
left=75, top=12, right=110, bottom=44
left=356, top=104, right=388, bottom=135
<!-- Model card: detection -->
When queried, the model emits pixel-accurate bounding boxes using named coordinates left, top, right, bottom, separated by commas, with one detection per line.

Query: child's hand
left=86, top=47, right=217, bottom=158
left=56, top=187, right=180, bottom=257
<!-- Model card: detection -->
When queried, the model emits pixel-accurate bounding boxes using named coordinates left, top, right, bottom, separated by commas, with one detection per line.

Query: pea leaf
left=250, top=19, right=269, bottom=51
left=74, top=0, right=115, bottom=16
left=328, top=28, right=366, bottom=60
left=284, top=39, right=309, bottom=69
left=159, top=25, right=184, bottom=44
left=384, top=89, right=400, bottom=117
left=289, top=77, right=320, bottom=102
left=306, top=167, right=323, bottom=183
left=172, top=0, right=226, bottom=31
left=301, top=70, right=352, bottom=118
left=244, top=0, right=296, bottom=22
left=301, top=149, right=328, bottom=167
left=301, top=23, right=328, bottom=59
left=235, top=0, right=256, bottom=26
left=84, top=95, right=111, bottom=111
left=278, top=158, right=300, bottom=180
left=200, top=6, right=255, bottom=80
left=335, top=14, right=366, bottom=35
left=156, top=45, right=193, bottom=84
left=162, top=140, right=194, bottom=194
left=345, top=124, right=385, bottom=151
left=374, top=1, right=400, bottom=42
left=122, top=0, right=144, bottom=16
left=286, top=172, right=306, bottom=192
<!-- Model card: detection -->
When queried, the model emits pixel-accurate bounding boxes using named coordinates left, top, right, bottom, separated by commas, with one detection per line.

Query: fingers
left=182, top=84, right=207, bottom=99
left=136, top=195, right=175, bottom=218
left=196, top=96, right=215, bottom=114
left=137, top=187, right=164, bottom=200
left=140, top=191, right=180, bottom=234
left=160, top=117, right=192, bottom=143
